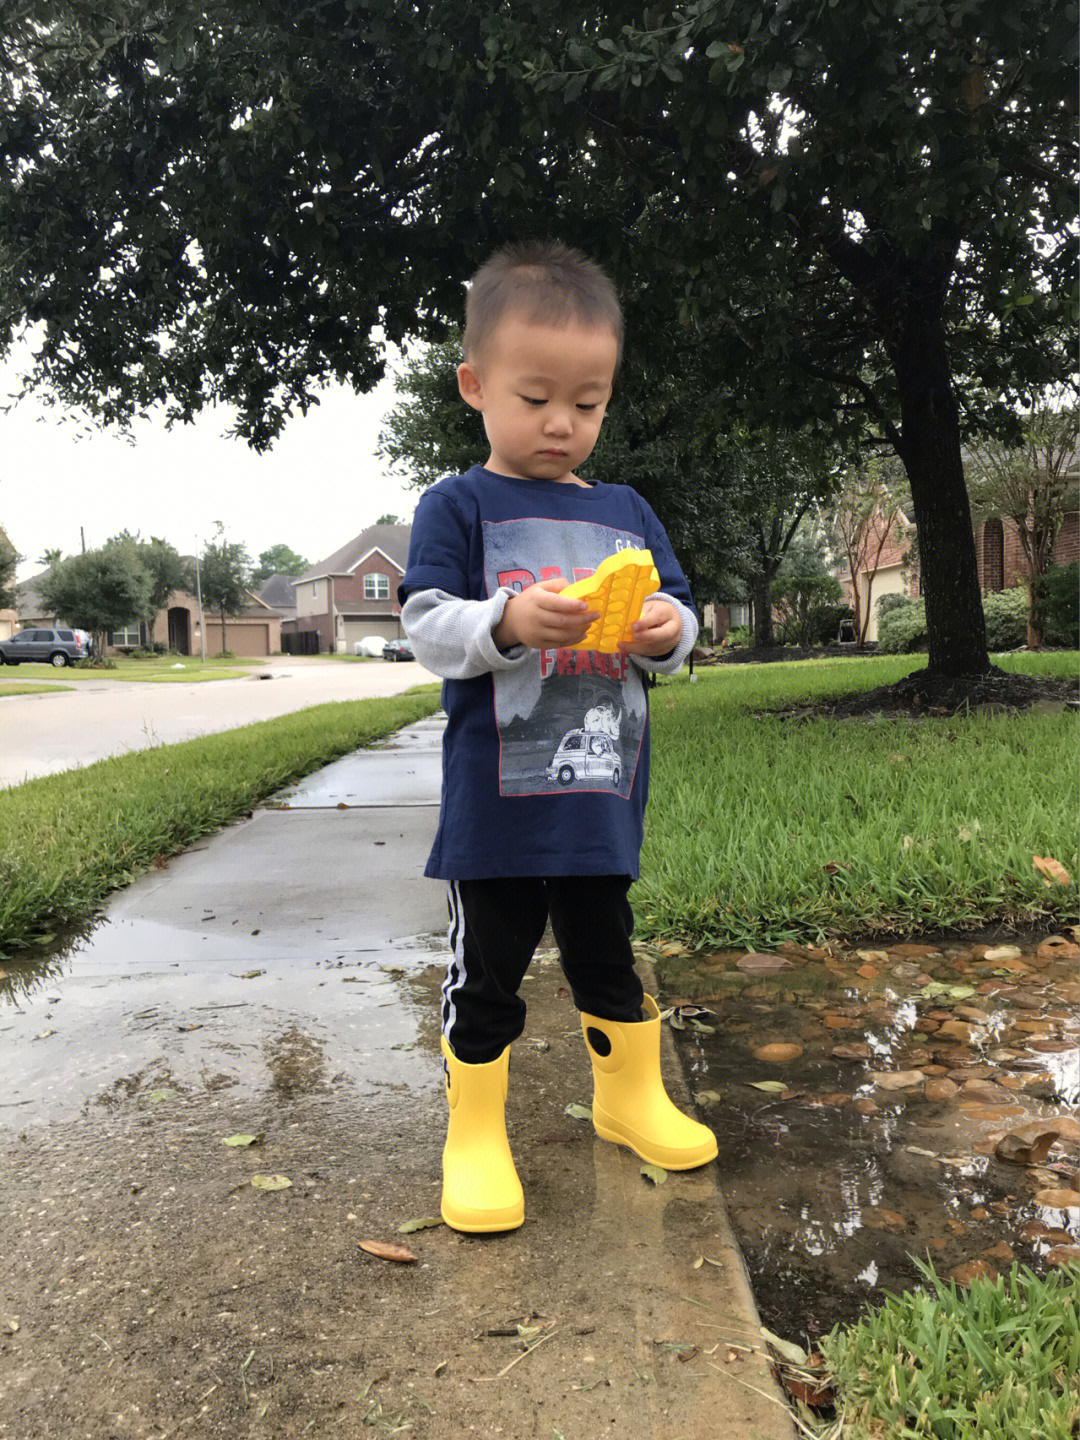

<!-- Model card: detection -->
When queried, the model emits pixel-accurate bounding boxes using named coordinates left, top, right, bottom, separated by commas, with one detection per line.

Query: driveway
left=0, top=656, right=442, bottom=787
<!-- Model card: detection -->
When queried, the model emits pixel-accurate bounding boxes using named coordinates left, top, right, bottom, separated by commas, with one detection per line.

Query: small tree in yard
left=1, top=525, right=19, bottom=610
left=38, top=538, right=153, bottom=655
left=964, top=400, right=1079, bottom=649
left=825, top=460, right=912, bottom=645
left=199, top=524, right=251, bottom=655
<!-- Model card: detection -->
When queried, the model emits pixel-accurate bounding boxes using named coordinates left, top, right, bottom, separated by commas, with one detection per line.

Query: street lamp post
left=194, top=540, right=207, bottom=663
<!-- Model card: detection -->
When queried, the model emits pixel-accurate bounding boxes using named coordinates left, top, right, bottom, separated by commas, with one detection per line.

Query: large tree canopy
left=1, top=0, right=1075, bottom=681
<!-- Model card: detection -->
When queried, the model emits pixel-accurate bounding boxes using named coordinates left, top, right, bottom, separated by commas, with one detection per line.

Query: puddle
left=656, top=925, right=1080, bottom=1340
left=0, top=917, right=446, bottom=1125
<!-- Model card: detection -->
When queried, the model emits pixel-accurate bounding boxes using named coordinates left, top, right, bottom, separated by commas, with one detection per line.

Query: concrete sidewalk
left=0, top=715, right=795, bottom=1440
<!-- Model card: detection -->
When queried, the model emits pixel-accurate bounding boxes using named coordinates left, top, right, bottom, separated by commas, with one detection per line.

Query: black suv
left=0, top=627, right=90, bottom=667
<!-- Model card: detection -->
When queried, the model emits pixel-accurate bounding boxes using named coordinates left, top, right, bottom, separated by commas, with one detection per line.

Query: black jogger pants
left=442, top=875, right=644, bottom=1064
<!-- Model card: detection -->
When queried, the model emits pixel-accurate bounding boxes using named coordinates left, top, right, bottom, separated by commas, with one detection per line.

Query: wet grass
left=817, top=1258, right=1079, bottom=1440
left=639, top=652, right=1079, bottom=948
left=0, top=685, right=442, bottom=955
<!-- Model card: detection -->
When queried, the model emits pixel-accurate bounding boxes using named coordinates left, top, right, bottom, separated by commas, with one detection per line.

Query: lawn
left=0, top=655, right=256, bottom=682
left=638, top=651, right=1078, bottom=949
left=0, top=682, right=75, bottom=697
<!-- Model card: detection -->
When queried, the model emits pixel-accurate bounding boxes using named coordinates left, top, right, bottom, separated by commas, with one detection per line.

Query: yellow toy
left=560, top=548, right=660, bottom=652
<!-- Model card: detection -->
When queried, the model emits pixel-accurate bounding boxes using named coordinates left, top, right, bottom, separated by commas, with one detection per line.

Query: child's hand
left=494, top=578, right=601, bottom=651
left=617, top=599, right=682, bottom=657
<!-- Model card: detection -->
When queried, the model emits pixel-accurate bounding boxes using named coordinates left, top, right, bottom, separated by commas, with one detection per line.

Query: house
left=16, top=572, right=282, bottom=657
left=288, top=524, right=411, bottom=653
left=839, top=498, right=1079, bottom=642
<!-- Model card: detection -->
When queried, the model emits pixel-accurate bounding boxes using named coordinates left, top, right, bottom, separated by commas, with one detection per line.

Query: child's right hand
left=494, top=578, right=601, bottom=651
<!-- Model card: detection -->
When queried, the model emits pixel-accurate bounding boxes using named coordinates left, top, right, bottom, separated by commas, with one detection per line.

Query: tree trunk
left=894, top=310, right=991, bottom=676
left=220, top=607, right=227, bottom=655
left=751, top=569, right=779, bottom=647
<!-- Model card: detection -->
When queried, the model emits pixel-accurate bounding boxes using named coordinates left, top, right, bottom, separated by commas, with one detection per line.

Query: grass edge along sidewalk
left=0, top=684, right=442, bottom=955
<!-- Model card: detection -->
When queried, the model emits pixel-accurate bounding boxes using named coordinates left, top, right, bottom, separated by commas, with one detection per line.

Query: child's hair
left=463, top=240, right=623, bottom=367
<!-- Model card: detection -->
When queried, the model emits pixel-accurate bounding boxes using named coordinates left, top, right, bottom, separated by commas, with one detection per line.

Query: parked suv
left=0, top=627, right=90, bottom=667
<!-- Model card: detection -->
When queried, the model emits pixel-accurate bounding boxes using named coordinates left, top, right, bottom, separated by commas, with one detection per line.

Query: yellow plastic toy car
left=560, top=549, right=661, bottom=652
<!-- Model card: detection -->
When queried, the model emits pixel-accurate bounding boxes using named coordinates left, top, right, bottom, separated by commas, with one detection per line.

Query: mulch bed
left=696, top=646, right=1079, bottom=720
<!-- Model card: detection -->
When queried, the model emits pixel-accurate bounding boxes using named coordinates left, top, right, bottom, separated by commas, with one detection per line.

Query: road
left=0, top=656, right=442, bottom=787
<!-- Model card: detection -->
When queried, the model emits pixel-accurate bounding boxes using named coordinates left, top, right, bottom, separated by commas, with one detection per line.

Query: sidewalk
left=0, top=715, right=795, bottom=1440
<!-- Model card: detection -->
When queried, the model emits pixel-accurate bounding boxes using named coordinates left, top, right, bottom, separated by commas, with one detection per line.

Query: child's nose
left=544, top=407, right=574, bottom=436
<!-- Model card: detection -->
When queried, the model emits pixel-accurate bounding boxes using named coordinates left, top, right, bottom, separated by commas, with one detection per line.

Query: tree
left=38, top=546, right=63, bottom=569
left=374, top=514, right=401, bottom=527
left=0, top=526, right=19, bottom=610
left=199, top=523, right=251, bottom=654
left=38, top=539, right=153, bottom=654
left=2, top=0, right=1074, bottom=694
left=824, top=460, right=912, bottom=646
left=140, top=536, right=192, bottom=634
left=964, top=400, right=1079, bottom=648
left=251, top=544, right=309, bottom=587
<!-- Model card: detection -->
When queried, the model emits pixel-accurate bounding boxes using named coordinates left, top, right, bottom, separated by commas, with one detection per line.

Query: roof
left=254, top=574, right=300, bottom=612
left=297, top=524, right=411, bottom=583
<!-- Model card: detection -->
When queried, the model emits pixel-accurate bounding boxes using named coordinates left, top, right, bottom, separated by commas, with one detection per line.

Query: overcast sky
left=1, top=337, right=423, bottom=585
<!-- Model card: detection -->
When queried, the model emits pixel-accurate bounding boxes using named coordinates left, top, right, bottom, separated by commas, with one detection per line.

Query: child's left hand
left=617, top=599, right=682, bottom=657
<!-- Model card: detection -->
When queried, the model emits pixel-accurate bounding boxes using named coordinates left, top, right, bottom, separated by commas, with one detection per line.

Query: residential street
left=0, top=656, right=441, bottom=788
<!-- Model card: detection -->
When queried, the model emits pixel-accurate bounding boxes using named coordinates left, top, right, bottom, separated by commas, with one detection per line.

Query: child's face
left=457, top=312, right=618, bottom=484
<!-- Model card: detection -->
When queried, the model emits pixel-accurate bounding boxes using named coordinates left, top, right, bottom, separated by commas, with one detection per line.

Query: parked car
left=545, top=728, right=621, bottom=788
left=353, top=635, right=388, bottom=657
left=382, top=639, right=415, bottom=662
left=0, top=627, right=90, bottom=667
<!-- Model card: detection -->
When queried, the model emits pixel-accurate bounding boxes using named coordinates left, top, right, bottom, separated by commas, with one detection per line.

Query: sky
left=1, top=338, right=423, bottom=585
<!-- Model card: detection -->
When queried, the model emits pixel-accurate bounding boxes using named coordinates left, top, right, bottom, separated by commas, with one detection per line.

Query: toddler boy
left=399, top=240, right=717, bottom=1233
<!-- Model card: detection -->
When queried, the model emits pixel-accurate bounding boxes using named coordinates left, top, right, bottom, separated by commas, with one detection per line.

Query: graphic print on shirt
left=483, top=516, right=648, bottom=797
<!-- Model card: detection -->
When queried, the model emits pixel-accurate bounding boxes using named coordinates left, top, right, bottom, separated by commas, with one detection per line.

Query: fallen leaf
left=759, top=1327, right=808, bottom=1367
left=640, top=1164, right=668, bottom=1185
left=234, top=969, right=265, bottom=980
left=1033, top=856, right=1072, bottom=886
left=736, top=953, right=793, bottom=973
left=565, top=1103, right=593, bottom=1121
left=746, top=1081, right=788, bottom=1094
left=148, top=1088, right=179, bottom=1103
left=693, top=1090, right=721, bottom=1105
left=994, top=1130, right=1059, bottom=1167
left=831, top=1042, right=873, bottom=1060
left=221, top=1133, right=264, bottom=1148
left=359, top=1240, right=417, bottom=1263
left=863, top=1208, right=906, bottom=1231
left=399, top=1216, right=444, bottom=1234
left=250, top=1174, right=292, bottom=1191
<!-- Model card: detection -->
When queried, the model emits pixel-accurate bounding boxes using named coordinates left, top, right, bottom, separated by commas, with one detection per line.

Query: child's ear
left=457, top=361, right=484, bottom=412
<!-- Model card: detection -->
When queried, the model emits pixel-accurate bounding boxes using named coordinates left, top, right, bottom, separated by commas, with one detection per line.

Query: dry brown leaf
left=994, top=1130, right=1060, bottom=1167
left=359, top=1240, right=418, bottom=1263
left=1033, top=856, right=1072, bottom=887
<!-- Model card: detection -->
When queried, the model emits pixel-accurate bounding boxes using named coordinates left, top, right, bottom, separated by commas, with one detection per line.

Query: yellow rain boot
left=581, top=996, right=718, bottom=1170
left=440, top=1037, right=524, bottom=1233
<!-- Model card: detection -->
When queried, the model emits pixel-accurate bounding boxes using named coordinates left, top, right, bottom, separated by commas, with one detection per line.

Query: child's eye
left=577, top=403, right=599, bottom=412
left=521, top=395, right=546, bottom=406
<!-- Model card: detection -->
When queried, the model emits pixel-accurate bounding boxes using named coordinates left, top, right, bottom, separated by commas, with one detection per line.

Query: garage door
left=203, top=622, right=270, bottom=656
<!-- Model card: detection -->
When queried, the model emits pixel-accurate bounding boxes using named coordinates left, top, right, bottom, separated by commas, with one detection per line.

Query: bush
left=877, top=596, right=928, bottom=653
left=724, top=625, right=751, bottom=647
left=876, top=592, right=909, bottom=619
left=73, top=656, right=118, bottom=670
left=698, top=625, right=714, bottom=647
left=1034, top=561, right=1079, bottom=646
left=771, top=574, right=843, bottom=648
left=981, top=585, right=1029, bottom=650
left=813, top=603, right=853, bottom=645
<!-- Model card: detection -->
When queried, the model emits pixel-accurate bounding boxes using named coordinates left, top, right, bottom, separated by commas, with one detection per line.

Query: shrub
left=814, top=603, right=853, bottom=645
left=877, top=596, right=928, bottom=653
left=724, top=625, right=751, bottom=647
left=73, top=656, right=118, bottom=670
left=876, top=592, right=909, bottom=618
left=698, top=625, right=714, bottom=647
left=1034, top=561, right=1079, bottom=646
left=771, top=574, right=843, bottom=648
left=981, top=585, right=1029, bottom=650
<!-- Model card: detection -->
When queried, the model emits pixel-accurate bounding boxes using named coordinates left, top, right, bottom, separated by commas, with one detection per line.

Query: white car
left=353, top=635, right=388, bottom=657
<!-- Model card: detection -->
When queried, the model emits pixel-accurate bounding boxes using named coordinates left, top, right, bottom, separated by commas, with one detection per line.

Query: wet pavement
left=657, top=928, right=1080, bottom=1344
left=0, top=715, right=794, bottom=1440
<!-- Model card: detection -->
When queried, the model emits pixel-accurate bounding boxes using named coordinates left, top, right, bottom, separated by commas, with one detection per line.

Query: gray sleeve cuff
left=630, top=593, right=699, bottom=675
left=401, top=587, right=532, bottom=680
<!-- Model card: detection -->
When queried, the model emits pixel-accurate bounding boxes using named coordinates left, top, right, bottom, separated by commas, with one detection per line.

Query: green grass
left=0, top=684, right=442, bottom=954
left=2, top=656, right=255, bottom=682
left=815, top=1258, right=1079, bottom=1439
left=637, top=652, right=1079, bottom=948
left=0, top=682, right=74, bottom=697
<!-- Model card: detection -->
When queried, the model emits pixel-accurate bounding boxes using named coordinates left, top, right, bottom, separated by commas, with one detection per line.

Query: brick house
left=839, top=497, right=1079, bottom=642
left=288, top=524, right=411, bottom=653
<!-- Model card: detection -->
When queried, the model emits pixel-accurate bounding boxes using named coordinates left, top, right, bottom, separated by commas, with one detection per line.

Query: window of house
left=364, top=572, right=390, bottom=600
left=111, top=623, right=142, bottom=646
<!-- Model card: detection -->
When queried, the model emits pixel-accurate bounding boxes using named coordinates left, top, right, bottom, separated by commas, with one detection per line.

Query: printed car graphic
left=545, top=728, right=622, bottom=788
